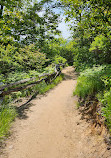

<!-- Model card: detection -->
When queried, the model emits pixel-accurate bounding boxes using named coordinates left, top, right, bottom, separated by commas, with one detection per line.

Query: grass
left=0, top=105, right=17, bottom=141
left=76, top=102, right=81, bottom=109
left=38, top=75, right=63, bottom=94
left=0, top=74, right=63, bottom=141
left=74, top=65, right=106, bottom=98
left=98, top=89, right=111, bottom=133
left=74, top=65, right=111, bottom=132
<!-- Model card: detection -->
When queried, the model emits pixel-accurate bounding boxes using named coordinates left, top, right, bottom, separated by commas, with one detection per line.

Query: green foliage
left=89, top=35, right=111, bottom=64
left=64, top=40, right=75, bottom=65
left=37, top=75, right=63, bottom=94
left=0, top=105, right=17, bottom=140
left=73, top=45, right=95, bottom=72
left=74, top=65, right=106, bottom=98
left=90, top=35, right=108, bottom=52
left=0, top=44, right=46, bottom=78
left=0, top=44, right=20, bottom=74
left=18, top=44, right=46, bottom=71
left=96, top=66, right=111, bottom=130
left=60, top=0, right=111, bottom=69
left=75, top=65, right=111, bottom=131
left=41, top=38, right=74, bottom=65
left=97, top=89, right=111, bottom=131
left=0, top=6, right=24, bottom=45
left=102, top=91, right=111, bottom=131
left=53, top=55, right=67, bottom=64
left=0, top=0, right=61, bottom=45
left=43, top=64, right=55, bottom=74
left=0, top=71, right=40, bottom=85
left=53, top=74, right=63, bottom=85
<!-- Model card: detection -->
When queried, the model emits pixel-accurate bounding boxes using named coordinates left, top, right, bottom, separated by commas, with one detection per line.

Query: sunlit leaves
left=0, top=44, right=46, bottom=75
left=59, top=0, right=111, bottom=67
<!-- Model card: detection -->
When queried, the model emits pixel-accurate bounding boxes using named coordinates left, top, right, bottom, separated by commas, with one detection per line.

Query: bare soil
left=1, top=66, right=111, bottom=158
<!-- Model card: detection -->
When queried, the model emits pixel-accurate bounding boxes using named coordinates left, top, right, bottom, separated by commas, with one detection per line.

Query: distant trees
left=41, top=38, right=75, bottom=65
left=60, top=0, right=111, bottom=70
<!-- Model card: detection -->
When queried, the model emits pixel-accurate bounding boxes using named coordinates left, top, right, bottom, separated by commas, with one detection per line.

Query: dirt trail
left=1, top=67, right=111, bottom=158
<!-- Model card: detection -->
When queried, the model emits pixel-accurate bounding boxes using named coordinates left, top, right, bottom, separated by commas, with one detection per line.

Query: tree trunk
left=0, top=5, right=3, bottom=18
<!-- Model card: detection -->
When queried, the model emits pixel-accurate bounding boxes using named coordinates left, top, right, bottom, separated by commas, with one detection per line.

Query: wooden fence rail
left=0, top=64, right=63, bottom=97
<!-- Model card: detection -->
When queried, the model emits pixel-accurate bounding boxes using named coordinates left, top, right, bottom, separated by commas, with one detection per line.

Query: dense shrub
left=0, top=44, right=46, bottom=75
left=74, top=65, right=106, bottom=98
left=0, top=44, right=21, bottom=74
left=75, top=65, right=111, bottom=131
left=53, top=55, right=67, bottom=65
left=73, top=46, right=95, bottom=72
left=89, top=35, right=111, bottom=64
left=99, top=89, right=111, bottom=131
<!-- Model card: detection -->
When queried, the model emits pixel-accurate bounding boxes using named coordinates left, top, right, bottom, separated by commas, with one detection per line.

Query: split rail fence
left=0, top=64, right=64, bottom=97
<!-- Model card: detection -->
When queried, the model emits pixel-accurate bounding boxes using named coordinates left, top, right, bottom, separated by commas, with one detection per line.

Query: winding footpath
left=1, top=67, right=111, bottom=158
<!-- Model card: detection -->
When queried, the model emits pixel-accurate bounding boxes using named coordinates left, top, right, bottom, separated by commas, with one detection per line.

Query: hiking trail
left=1, top=67, right=110, bottom=158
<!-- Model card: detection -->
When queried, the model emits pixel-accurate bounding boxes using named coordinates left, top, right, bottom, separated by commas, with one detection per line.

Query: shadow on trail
left=15, top=91, right=39, bottom=119
left=63, top=73, right=77, bottom=80
left=63, top=68, right=78, bottom=80
left=15, top=92, right=48, bottom=120
left=16, top=103, right=33, bottom=119
left=15, top=67, right=78, bottom=120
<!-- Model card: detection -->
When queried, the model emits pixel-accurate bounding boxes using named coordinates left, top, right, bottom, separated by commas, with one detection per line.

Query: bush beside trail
left=74, top=65, right=111, bottom=134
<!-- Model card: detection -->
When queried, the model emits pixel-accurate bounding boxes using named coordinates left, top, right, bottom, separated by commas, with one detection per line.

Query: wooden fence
left=0, top=65, right=63, bottom=97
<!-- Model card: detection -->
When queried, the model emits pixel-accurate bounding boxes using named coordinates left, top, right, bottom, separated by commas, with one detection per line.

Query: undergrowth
left=0, top=65, right=55, bottom=85
left=74, top=65, right=106, bottom=98
left=74, top=65, right=111, bottom=132
left=0, top=105, right=17, bottom=141
left=37, top=74, right=63, bottom=94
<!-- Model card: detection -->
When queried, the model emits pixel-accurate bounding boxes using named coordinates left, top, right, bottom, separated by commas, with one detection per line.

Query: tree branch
left=0, top=5, right=3, bottom=18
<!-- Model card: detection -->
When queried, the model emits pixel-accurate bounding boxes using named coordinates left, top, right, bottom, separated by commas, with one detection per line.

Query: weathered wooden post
left=55, top=64, right=61, bottom=73
left=0, top=82, right=3, bottom=105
